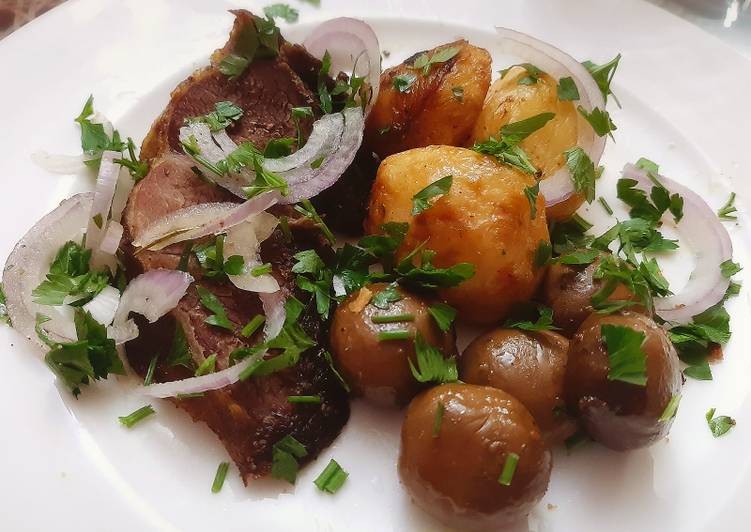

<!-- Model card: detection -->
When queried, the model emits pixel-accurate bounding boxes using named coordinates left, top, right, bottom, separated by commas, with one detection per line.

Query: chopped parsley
left=218, top=15, right=280, bottom=79
left=564, top=146, right=596, bottom=203
left=271, top=434, right=308, bottom=484
left=524, top=182, right=540, bottom=219
left=706, top=408, right=736, bottom=438
left=498, top=452, right=520, bottom=486
left=500, top=63, right=544, bottom=85
left=115, top=137, right=149, bottom=182
left=412, top=175, right=453, bottom=215
left=287, top=395, right=321, bottom=404
left=74, top=95, right=126, bottom=170
left=432, top=401, right=445, bottom=438
left=143, top=355, right=158, bottom=386
left=472, top=113, right=555, bottom=175
left=393, top=73, right=417, bottom=93
left=196, top=286, right=235, bottom=331
left=504, top=305, right=558, bottom=331
left=323, top=350, right=350, bottom=392
left=186, top=101, right=243, bottom=132
left=578, top=106, right=617, bottom=138
left=409, top=332, right=458, bottom=384
left=166, top=324, right=194, bottom=369
left=241, top=315, right=266, bottom=337
left=550, top=214, right=594, bottom=254
left=684, top=360, right=712, bottom=381
left=412, top=46, right=460, bottom=76
left=263, top=3, right=299, bottom=23
left=428, top=303, right=457, bottom=332
left=313, top=459, right=348, bottom=494
left=534, top=240, right=552, bottom=268
left=211, top=462, right=230, bottom=493
left=720, top=259, right=742, bottom=278
left=601, top=324, right=647, bottom=386
left=32, top=241, right=109, bottom=306
left=194, top=353, right=217, bottom=376
left=291, top=105, right=314, bottom=146
left=718, top=192, right=738, bottom=221
left=264, top=137, right=296, bottom=158
left=193, top=234, right=245, bottom=279
left=668, top=303, right=730, bottom=364
left=118, top=405, right=155, bottom=428
left=371, top=283, right=402, bottom=310
left=553, top=248, right=600, bottom=265
left=44, top=309, right=125, bottom=397
left=582, top=54, right=622, bottom=106
left=659, top=394, right=681, bottom=422
left=378, top=330, right=412, bottom=342
left=599, top=196, right=614, bottom=215
left=294, top=198, right=335, bottom=245
left=293, top=249, right=333, bottom=319
left=371, top=313, right=415, bottom=324
left=557, top=76, right=580, bottom=101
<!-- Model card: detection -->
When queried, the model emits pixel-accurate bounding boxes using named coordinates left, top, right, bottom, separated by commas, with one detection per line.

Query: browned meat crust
left=120, top=10, right=349, bottom=483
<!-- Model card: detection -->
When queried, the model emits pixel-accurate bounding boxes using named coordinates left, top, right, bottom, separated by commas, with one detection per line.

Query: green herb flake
left=563, top=146, right=596, bottom=203
left=186, top=101, right=244, bottom=132
left=166, top=324, right=194, bottom=369
left=250, top=263, right=272, bottom=277
left=578, top=106, right=617, bottom=138
left=271, top=434, right=308, bottom=484
left=287, top=395, right=322, bottom=404
left=118, top=405, right=155, bottom=428
left=377, top=329, right=412, bottom=342
left=211, top=462, right=230, bottom=493
left=371, top=313, right=415, bottom=324
left=718, top=192, right=738, bottom=221
left=554, top=249, right=600, bottom=265
left=432, top=401, right=445, bottom=438
left=409, top=332, right=458, bottom=384
left=196, top=286, right=235, bottom=331
left=314, top=459, right=348, bottom=494
left=599, top=196, right=614, bottom=215
left=601, top=324, right=647, bottom=386
left=412, top=175, right=453, bottom=215
left=393, top=73, right=417, bottom=93
left=472, top=113, right=555, bottom=175
left=293, top=199, right=336, bottom=245
left=413, top=46, right=460, bottom=76
left=659, top=394, right=681, bottom=422
left=323, top=350, right=350, bottom=392
left=498, top=452, right=520, bottom=486
left=241, top=315, right=266, bottom=338
left=263, top=3, right=299, bottom=23
left=143, top=355, right=158, bottom=386
left=32, top=241, right=109, bottom=306
left=582, top=54, right=622, bottom=106
left=428, top=303, right=457, bottom=332
left=371, top=283, right=402, bottom=310
left=524, top=182, right=540, bottom=219
left=706, top=408, right=736, bottom=438
left=557, top=76, right=580, bottom=101
left=684, top=360, right=713, bottom=380
left=74, top=95, right=126, bottom=170
left=720, top=259, right=742, bottom=279
left=194, top=353, right=217, bottom=377
left=504, top=305, right=558, bottom=332
left=534, top=240, right=552, bottom=268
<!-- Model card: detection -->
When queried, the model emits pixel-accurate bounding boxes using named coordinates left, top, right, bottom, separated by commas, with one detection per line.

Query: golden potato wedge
left=471, top=66, right=582, bottom=220
left=366, top=145, right=549, bottom=324
left=364, top=40, right=491, bottom=158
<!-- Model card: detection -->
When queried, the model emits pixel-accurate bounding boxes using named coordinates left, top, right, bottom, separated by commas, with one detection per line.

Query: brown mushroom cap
left=329, top=283, right=456, bottom=406
left=565, top=311, right=682, bottom=450
left=460, top=328, right=576, bottom=444
left=399, top=383, right=552, bottom=530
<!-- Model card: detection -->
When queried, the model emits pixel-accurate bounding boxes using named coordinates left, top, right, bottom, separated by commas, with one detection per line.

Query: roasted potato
left=366, top=145, right=549, bottom=324
left=365, top=40, right=491, bottom=158
left=470, top=66, right=582, bottom=220
left=565, top=311, right=682, bottom=450
left=399, top=383, right=552, bottom=530
left=329, top=283, right=457, bottom=406
left=460, top=328, right=576, bottom=444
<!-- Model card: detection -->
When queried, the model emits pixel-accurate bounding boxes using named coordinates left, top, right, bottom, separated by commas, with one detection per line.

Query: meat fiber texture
left=120, top=10, right=349, bottom=482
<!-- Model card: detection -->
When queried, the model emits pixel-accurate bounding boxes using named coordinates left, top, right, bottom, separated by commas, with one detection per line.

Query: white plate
left=1, top=1, right=751, bottom=531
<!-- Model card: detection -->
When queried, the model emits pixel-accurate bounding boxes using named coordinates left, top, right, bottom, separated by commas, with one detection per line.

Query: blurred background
left=0, top=0, right=749, bottom=56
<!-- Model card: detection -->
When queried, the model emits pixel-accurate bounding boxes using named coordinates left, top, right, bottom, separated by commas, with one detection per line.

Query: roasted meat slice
left=120, top=10, right=349, bottom=482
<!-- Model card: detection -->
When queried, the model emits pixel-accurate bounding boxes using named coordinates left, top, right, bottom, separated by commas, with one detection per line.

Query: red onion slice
left=303, top=17, right=381, bottom=114
left=131, top=192, right=279, bottom=251
left=224, top=213, right=281, bottom=294
left=3, top=193, right=92, bottom=347
left=82, top=285, right=121, bottom=326
left=494, top=27, right=607, bottom=207
left=621, top=164, right=732, bottom=323
left=259, top=290, right=286, bottom=340
left=86, top=150, right=120, bottom=271
left=100, top=220, right=123, bottom=255
left=279, top=107, right=364, bottom=204
left=31, top=151, right=97, bottom=174
left=110, top=269, right=193, bottom=344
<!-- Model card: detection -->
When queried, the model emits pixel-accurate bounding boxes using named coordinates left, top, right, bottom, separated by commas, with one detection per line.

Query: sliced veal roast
left=120, top=10, right=349, bottom=482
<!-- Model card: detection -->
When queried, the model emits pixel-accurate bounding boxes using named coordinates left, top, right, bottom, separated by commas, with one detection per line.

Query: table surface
left=1, top=0, right=750, bottom=56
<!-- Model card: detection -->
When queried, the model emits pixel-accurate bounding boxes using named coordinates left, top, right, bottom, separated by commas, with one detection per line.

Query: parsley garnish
left=44, top=309, right=125, bottom=397
left=582, top=54, right=622, bottom=106
left=393, top=73, right=417, bottom=93
left=557, top=77, right=580, bottom=101
left=291, top=105, right=314, bottom=146
left=564, top=146, right=596, bottom=203
left=293, top=199, right=335, bottom=245
left=114, top=137, right=149, bottom=182
left=218, top=15, right=280, bottom=79
left=166, top=324, right=194, bottom=369
left=534, top=240, right=552, bottom=268
left=684, top=360, right=712, bottom=381
left=371, top=283, right=402, bottom=309
left=578, top=106, right=617, bottom=138
left=504, top=305, right=558, bottom=331
left=706, top=408, right=736, bottom=438
left=717, top=192, right=738, bottom=221
left=240, top=315, right=265, bottom=337
left=412, top=46, right=460, bottom=76
left=74, top=95, right=126, bottom=170
left=720, top=259, right=742, bottom=278
left=143, top=355, right=158, bottom=386
left=659, top=394, right=682, bottom=422
left=263, top=3, right=299, bottom=22
left=194, top=353, right=217, bottom=376
left=194, top=234, right=245, bottom=279
left=668, top=303, right=730, bottom=363
left=32, top=241, right=109, bottom=306
left=196, top=286, right=235, bottom=331
left=264, top=137, right=296, bottom=158
left=500, top=63, right=544, bottom=85
left=498, top=452, right=520, bottom=486
left=599, top=196, right=614, bottom=215
left=186, top=101, right=243, bottom=132
left=601, top=324, right=647, bottom=386
left=524, top=182, right=540, bottom=219
left=378, top=330, right=412, bottom=341
left=211, top=462, right=230, bottom=493
left=293, top=249, right=334, bottom=319
left=314, top=459, right=348, bottom=494
left=412, top=175, right=453, bottom=215
left=553, top=248, right=599, bottom=265
left=287, top=395, right=322, bottom=404
left=371, top=313, right=414, bottom=324
left=472, top=113, right=555, bottom=175
left=118, top=405, right=155, bottom=428
left=409, top=332, right=458, bottom=384
left=0, top=283, right=10, bottom=326
left=428, top=303, right=456, bottom=332
left=323, top=350, right=350, bottom=392
left=550, top=215, right=594, bottom=254
left=271, top=435, right=308, bottom=484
